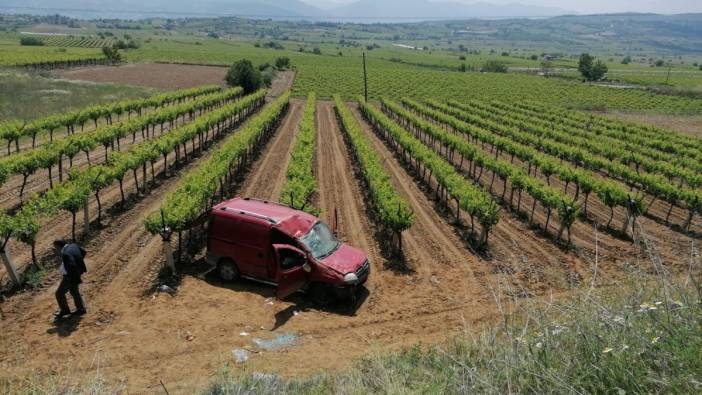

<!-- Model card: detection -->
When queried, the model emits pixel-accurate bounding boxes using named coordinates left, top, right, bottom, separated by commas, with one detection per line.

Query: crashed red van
left=206, top=197, right=370, bottom=305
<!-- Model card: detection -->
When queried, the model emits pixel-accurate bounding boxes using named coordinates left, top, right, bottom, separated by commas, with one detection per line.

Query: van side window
left=271, top=229, right=298, bottom=247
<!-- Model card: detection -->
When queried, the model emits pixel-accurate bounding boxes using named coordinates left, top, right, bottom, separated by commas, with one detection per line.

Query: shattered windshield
left=299, top=222, right=340, bottom=260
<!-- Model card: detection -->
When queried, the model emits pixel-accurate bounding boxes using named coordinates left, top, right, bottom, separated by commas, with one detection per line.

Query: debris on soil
left=253, top=333, right=297, bottom=351
left=157, top=284, right=176, bottom=295
left=185, top=331, right=195, bottom=341
left=240, top=332, right=250, bottom=337
left=232, top=348, right=249, bottom=363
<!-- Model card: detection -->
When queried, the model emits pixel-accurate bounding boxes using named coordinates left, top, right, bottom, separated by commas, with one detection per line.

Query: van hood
left=318, top=243, right=366, bottom=274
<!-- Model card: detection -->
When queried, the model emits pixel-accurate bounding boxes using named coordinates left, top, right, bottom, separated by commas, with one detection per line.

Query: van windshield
left=299, top=222, right=340, bottom=260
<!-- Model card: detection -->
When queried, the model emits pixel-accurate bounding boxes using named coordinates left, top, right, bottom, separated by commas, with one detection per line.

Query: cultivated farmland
left=1, top=69, right=700, bottom=390
left=0, top=13, right=701, bottom=394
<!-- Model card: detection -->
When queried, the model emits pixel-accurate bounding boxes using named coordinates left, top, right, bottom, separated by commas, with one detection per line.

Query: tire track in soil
left=238, top=99, right=303, bottom=201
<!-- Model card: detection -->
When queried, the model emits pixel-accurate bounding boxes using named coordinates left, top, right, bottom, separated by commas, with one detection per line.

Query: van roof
left=213, top=197, right=318, bottom=238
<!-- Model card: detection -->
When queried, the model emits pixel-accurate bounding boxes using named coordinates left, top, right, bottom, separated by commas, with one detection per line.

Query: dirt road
left=238, top=99, right=303, bottom=200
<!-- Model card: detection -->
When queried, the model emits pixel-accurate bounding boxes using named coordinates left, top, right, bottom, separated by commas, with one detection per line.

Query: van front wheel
left=218, top=260, right=240, bottom=282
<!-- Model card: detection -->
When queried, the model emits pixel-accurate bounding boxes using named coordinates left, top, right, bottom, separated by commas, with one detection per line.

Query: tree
left=578, top=53, right=608, bottom=81
left=102, top=46, right=122, bottom=64
left=225, top=59, right=262, bottom=94
left=275, top=57, right=291, bottom=69
left=540, top=60, right=554, bottom=77
left=481, top=60, right=508, bottom=73
left=621, top=55, right=631, bottom=64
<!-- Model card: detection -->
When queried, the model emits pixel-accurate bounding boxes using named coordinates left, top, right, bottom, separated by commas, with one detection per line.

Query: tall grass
left=0, top=367, right=126, bottom=395
left=0, top=70, right=153, bottom=122
left=205, top=231, right=701, bottom=394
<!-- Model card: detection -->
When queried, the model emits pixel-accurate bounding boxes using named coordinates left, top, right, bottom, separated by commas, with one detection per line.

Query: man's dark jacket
left=61, top=244, right=87, bottom=284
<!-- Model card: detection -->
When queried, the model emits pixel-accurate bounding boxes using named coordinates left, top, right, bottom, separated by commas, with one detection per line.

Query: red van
left=206, top=197, right=370, bottom=305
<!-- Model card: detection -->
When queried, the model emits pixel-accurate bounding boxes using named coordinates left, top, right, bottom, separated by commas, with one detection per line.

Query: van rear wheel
left=218, top=260, right=239, bottom=282
left=309, top=283, right=335, bottom=307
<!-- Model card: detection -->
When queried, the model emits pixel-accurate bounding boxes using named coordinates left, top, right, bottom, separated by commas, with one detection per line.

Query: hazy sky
left=303, top=0, right=702, bottom=14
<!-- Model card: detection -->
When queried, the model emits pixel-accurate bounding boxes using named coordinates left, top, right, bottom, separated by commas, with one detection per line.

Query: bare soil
left=54, top=63, right=229, bottom=91
left=594, top=111, right=702, bottom=137
left=0, top=99, right=698, bottom=393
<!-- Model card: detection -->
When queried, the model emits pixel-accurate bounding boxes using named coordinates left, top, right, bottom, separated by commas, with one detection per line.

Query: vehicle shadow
left=184, top=262, right=368, bottom=323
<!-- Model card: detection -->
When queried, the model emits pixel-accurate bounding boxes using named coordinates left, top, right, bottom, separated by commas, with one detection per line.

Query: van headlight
left=344, top=273, right=359, bottom=284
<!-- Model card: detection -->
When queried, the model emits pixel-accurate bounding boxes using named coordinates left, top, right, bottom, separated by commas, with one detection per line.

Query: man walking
left=53, top=239, right=87, bottom=321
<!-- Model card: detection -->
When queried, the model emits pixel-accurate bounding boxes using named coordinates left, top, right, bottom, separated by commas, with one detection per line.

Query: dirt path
left=238, top=99, right=303, bottom=201
left=348, top=104, right=590, bottom=295
left=268, top=71, right=296, bottom=99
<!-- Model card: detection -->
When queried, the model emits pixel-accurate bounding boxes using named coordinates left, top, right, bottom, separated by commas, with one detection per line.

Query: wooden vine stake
left=159, top=210, right=175, bottom=274
left=83, top=199, right=90, bottom=236
left=0, top=249, right=20, bottom=286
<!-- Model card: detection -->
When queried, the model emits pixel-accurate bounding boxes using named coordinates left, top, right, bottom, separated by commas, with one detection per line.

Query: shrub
left=275, top=57, right=290, bottom=69
left=101, top=46, right=121, bottom=63
left=481, top=60, right=508, bottom=73
left=19, top=36, right=44, bottom=46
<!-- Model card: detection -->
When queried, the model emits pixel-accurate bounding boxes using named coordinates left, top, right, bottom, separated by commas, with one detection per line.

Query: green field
left=0, top=71, right=153, bottom=121
left=0, top=34, right=102, bottom=66
left=114, top=36, right=702, bottom=113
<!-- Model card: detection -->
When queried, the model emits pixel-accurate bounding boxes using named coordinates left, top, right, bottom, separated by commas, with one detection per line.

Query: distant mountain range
left=1, top=0, right=572, bottom=20
left=332, top=0, right=571, bottom=19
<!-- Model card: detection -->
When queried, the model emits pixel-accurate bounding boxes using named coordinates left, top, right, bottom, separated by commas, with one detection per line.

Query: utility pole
left=362, top=52, right=368, bottom=103
left=665, top=65, right=671, bottom=85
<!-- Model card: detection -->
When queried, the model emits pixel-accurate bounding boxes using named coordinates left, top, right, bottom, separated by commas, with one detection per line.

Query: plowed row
left=0, top=98, right=697, bottom=393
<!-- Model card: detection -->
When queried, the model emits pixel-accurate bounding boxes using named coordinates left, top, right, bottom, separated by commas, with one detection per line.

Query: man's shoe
left=71, top=309, right=87, bottom=316
left=53, top=311, right=71, bottom=322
